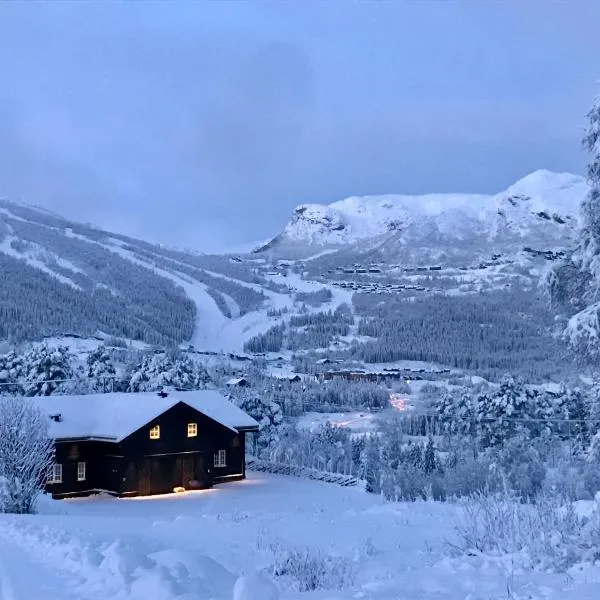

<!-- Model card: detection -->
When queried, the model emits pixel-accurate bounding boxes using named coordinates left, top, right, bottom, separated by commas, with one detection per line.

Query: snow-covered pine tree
left=547, top=93, right=600, bottom=359
left=128, top=351, right=209, bottom=392
left=580, top=92, right=600, bottom=266
left=435, top=389, right=475, bottom=434
left=363, top=435, right=381, bottom=495
left=474, top=376, right=532, bottom=446
left=0, top=350, right=24, bottom=396
left=423, top=436, right=437, bottom=474
left=236, top=393, right=283, bottom=456
left=86, top=345, right=117, bottom=392
left=21, top=345, right=74, bottom=396
left=171, top=353, right=210, bottom=390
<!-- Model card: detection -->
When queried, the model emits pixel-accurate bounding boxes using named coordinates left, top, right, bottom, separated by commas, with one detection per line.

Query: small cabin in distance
left=32, top=390, right=258, bottom=499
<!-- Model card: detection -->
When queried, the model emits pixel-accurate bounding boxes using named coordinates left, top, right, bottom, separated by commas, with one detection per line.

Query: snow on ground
left=295, top=411, right=380, bottom=433
left=81, top=235, right=352, bottom=354
left=1, top=472, right=600, bottom=599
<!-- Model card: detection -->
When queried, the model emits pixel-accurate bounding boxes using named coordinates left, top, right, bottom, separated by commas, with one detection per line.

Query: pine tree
left=128, top=351, right=209, bottom=392
left=236, top=393, right=283, bottom=455
left=21, top=345, right=74, bottom=396
left=581, top=93, right=600, bottom=259
left=363, top=436, right=381, bottom=494
left=406, top=441, right=423, bottom=469
left=0, top=350, right=24, bottom=396
left=423, top=436, right=437, bottom=474
left=546, top=93, right=600, bottom=359
left=86, top=345, right=117, bottom=392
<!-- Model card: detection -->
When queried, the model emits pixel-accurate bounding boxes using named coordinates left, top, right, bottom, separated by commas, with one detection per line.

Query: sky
left=0, top=1, right=599, bottom=252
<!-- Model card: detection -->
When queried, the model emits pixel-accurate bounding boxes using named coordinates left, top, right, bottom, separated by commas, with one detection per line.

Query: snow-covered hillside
left=264, top=170, right=587, bottom=249
left=0, top=198, right=354, bottom=352
left=0, top=171, right=588, bottom=359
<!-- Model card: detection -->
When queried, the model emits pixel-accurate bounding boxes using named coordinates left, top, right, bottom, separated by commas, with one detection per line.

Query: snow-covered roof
left=226, top=377, right=248, bottom=386
left=271, top=373, right=302, bottom=381
left=29, top=390, right=259, bottom=441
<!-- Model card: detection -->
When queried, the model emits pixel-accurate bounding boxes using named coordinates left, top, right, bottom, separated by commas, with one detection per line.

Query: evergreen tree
left=86, top=345, right=117, bottom=392
left=363, top=436, right=381, bottom=495
left=128, top=351, right=209, bottom=392
left=546, top=93, right=600, bottom=360
left=236, top=393, right=284, bottom=455
left=0, top=350, right=24, bottom=396
left=423, top=436, right=437, bottom=474
left=21, top=344, right=74, bottom=396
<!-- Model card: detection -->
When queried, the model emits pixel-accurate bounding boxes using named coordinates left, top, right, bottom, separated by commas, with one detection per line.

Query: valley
left=2, top=169, right=600, bottom=600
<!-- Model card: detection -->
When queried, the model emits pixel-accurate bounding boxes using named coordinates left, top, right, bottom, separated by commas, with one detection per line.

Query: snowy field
left=295, top=411, right=379, bottom=434
left=1, top=472, right=600, bottom=600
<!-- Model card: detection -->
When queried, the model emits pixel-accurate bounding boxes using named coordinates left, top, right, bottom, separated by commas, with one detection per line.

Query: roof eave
left=54, top=435, right=118, bottom=443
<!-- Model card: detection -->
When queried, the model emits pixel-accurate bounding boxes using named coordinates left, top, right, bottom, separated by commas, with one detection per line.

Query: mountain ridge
left=260, top=170, right=587, bottom=251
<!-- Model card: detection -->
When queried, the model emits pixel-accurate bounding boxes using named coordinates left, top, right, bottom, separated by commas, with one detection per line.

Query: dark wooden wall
left=48, top=440, right=120, bottom=498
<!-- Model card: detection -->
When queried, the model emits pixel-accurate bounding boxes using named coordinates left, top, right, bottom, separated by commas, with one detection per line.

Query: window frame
left=49, top=463, right=63, bottom=484
left=213, top=449, right=227, bottom=467
left=149, top=425, right=160, bottom=440
left=187, top=422, right=198, bottom=438
left=77, top=461, right=86, bottom=482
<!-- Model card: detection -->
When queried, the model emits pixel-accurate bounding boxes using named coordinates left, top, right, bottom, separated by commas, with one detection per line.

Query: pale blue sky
left=0, top=1, right=598, bottom=251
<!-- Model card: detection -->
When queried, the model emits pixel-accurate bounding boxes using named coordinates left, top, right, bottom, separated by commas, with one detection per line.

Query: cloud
left=0, top=2, right=597, bottom=251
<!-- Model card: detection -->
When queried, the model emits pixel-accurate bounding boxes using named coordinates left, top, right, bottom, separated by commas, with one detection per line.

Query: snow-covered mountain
left=0, top=170, right=590, bottom=353
left=262, top=171, right=587, bottom=253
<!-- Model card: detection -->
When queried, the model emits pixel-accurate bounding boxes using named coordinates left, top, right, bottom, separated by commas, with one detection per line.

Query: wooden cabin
left=32, top=390, right=259, bottom=499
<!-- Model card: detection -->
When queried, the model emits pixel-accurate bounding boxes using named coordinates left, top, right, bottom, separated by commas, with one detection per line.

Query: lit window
left=49, top=463, right=63, bottom=484
left=77, top=462, right=86, bottom=482
left=214, top=449, right=226, bottom=467
left=149, top=425, right=160, bottom=440
left=187, top=422, right=198, bottom=437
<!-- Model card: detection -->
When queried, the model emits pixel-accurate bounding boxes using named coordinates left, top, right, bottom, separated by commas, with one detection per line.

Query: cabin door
left=181, top=456, right=195, bottom=488
left=150, top=456, right=176, bottom=494
left=138, top=459, right=152, bottom=496
left=195, top=454, right=211, bottom=488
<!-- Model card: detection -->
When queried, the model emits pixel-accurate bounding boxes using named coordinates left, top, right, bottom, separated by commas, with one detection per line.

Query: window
left=77, top=462, right=86, bottom=482
left=214, top=449, right=226, bottom=467
left=149, top=425, right=160, bottom=440
left=49, top=463, right=62, bottom=484
left=187, top=422, right=198, bottom=437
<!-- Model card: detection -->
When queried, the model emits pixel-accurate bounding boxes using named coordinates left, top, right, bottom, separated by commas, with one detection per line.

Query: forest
left=350, top=288, right=570, bottom=381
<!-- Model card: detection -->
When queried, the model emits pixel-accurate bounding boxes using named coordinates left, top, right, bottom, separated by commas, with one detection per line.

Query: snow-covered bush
left=0, top=396, right=54, bottom=514
left=264, top=540, right=355, bottom=592
left=454, top=491, right=600, bottom=571
left=491, top=433, right=546, bottom=500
